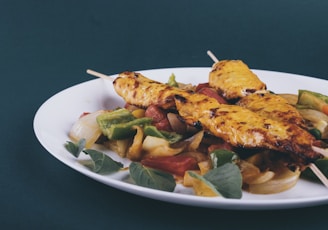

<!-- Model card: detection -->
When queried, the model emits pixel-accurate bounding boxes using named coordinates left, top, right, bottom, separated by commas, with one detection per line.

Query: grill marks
left=237, top=93, right=305, bottom=128
left=113, top=71, right=322, bottom=167
left=114, top=72, right=186, bottom=109
left=174, top=93, right=321, bottom=166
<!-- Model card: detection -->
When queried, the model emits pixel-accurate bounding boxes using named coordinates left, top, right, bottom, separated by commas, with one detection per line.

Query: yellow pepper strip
left=127, top=126, right=144, bottom=161
left=132, top=109, right=146, bottom=118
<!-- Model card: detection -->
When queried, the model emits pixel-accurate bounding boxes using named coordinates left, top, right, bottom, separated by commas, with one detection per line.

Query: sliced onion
left=278, top=94, right=298, bottom=105
left=167, top=112, right=186, bottom=134
left=246, top=167, right=300, bottom=194
left=142, top=136, right=185, bottom=157
left=247, top=171, right=275, bottom=185
left=186, top=130, right=204, bottom=151
left=69, top=110, right=105, bottom=148
left=104, top=139, right=131, bottom=158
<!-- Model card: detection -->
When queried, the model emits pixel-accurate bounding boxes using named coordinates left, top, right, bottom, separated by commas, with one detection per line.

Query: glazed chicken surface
left=174, top=93, right=321, bottom=167
left=209, top=60, right=267, bottom=100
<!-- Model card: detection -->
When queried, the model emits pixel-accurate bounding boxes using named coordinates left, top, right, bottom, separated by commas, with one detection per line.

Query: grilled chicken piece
left=174, top=93, right=322, bottom=167
left=209, top=60, right=267, bottom=100
left=113, top=71, right=191, bottom=109
left=237, top=93, right=305, bottom=128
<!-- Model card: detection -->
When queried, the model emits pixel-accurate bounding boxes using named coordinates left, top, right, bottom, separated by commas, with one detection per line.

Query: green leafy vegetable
left=204, top=163, right=243, bottom=199
left=308, top=128, right=322, bottom=140
left=144, top=125, right=183, bottom=144
left=65, top=138, right=86, bottom=157
left=129, top=162, right=176, bottom=192
left=188, top=171, right=221, bottom=196
left=83, top=149, right=123, bottom=174
left=210, top=149, right=238, bottom=168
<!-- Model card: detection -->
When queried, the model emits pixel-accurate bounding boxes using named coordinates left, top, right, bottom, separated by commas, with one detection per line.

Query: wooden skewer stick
left=207, top=50, right=220, bottom=63
left=309, top=163, right=328, bottom=188
left=86, top=69, right=114, bottom=81
left=312, top=146, right=328, bottom=158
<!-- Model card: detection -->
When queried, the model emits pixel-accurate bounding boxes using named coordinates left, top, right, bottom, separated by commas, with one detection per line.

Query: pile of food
left=67, top=58, right=328, bottom=199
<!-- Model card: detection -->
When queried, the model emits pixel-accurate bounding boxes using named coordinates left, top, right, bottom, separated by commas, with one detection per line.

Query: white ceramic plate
left=34, top=67, right=328, bottom=210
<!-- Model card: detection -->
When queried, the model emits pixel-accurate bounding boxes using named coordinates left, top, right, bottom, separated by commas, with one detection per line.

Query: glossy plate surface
left=34, top=67, right=328, bottom=210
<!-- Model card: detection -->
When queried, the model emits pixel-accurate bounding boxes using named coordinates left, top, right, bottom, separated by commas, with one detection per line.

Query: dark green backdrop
left=1, top=1, right=328, bottom=229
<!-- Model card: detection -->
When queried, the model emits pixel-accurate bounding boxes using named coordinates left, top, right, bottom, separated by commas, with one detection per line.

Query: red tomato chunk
left=141, top=155, right=199, bottom=176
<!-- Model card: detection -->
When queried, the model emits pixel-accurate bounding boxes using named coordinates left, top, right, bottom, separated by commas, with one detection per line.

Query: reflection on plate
left=33, top=67, right=328, bottom=210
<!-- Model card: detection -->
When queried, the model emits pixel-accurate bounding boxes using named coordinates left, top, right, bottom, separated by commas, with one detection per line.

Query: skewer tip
left=86, top=69, right=113, bottom=81
left=309, top=163, right=328, bottom=188
left=207, top=50, right=219, bottom=63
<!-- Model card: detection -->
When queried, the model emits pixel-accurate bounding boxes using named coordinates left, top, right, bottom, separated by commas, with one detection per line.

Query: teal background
left=1, top=1, right=328, bottom=229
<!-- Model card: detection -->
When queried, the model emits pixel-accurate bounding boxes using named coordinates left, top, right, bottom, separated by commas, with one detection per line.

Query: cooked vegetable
left=145, top=105, right=172, bottom=131
left=144, top=125, right=183, bottom=144
left=186, top=148, right=243, bottom=198
left=246, top=170, right=275, bottom=185
left=167, top=73, right=179, bottom=87
left=69, top=110, right=105, bottom=148
left=298, top=90, right=328, bottom=116
left=166, top=112, right=187, bottom=134
left=141, top=155, right=199, bottom=176
left=104, top=139, right=131, bottom=158
left=98, top=111, right=152, bottom=140
left=210, top=149, right=238, bottom=168
left=188, top=171, right=221, bottom=197
left=197, top=160, right=212, bottom=175
left=126, top=126, right=144, bottom=161
left=97, top=108, right=135, bottom=127
left=299, top=89, right=328, bottom=104
left=142, top=136, right=185, bottom=157
left=131, top=109, right=146, bottom=118
left=246, top=167, right=300, bottom=194
left=298, top=109, right=328, bottom=139
left=186, top=130, right=204, bottom=151
left=278, top=93, right=298, bottom=105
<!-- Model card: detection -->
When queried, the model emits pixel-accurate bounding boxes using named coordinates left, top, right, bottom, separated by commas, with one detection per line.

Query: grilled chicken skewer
left=207, top=52, right=305, bottom=128
left=174, top=93, right=322, bottom=168
left=87, top=68, right=328, bottom=185
left=237, top=93, right=305, bottom=128
left=113, top=71, right=322, bottom=166
left=113, top=71, right=192, bottom=109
